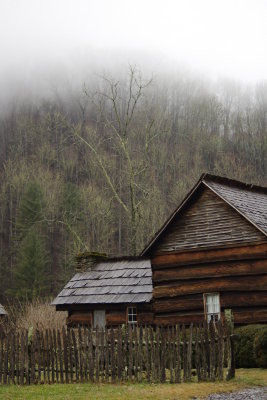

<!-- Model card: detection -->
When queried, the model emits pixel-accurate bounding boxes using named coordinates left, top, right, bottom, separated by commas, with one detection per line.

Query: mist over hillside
left=0, top=62, right=266, bottom=301
left=0, top=0, right=266, bottom=302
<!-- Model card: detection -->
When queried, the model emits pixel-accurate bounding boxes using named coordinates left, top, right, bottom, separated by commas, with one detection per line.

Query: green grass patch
left=0, top=369, right=266, bottom=400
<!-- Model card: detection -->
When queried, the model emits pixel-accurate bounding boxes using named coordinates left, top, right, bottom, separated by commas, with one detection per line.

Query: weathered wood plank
left=154, top=275, right=267, bottom=298
left=154, top=292, right=267, bottom=315
left=154, top=314, right=204, bottom=325
left=67, top=313, right=92, bottom=326
left=153, top=259, right=267, bottom=282
left=233, top=309, right=267, bottom=323
left=0, top=323, right=235, bottom=385
left=152, top=188, right=266, bottom=255
left=152, top=243, right=267, bottom=267
left=57, top=330, right=63, bottom=383
left=106, top=312, right=125, bottom=325
left=182, top=325, right=187, bottom=382
left=137, top=312, right=154, bottom=324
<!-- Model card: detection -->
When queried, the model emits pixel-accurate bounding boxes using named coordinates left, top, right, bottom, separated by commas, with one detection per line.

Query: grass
left=0, top=369, right=266, bottom=400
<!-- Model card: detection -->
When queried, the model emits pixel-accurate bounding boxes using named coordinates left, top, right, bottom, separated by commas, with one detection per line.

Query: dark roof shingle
left=52, top=259, right=152, bottom=305
left=204, top=178, right=267, bottom=235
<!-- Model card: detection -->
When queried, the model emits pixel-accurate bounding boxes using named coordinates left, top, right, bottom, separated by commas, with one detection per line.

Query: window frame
left=127, top=306, right=137, bottom=325
left=203, top=293, right=221, bottom=323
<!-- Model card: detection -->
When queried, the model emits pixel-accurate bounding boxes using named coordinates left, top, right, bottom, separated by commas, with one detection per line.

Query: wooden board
left=153, top=259, right=267, bottom=282
left=67, top=312, right=92, bottom=325
left=154, top=292, right=267, bottom=313
left=154, top=314, right=204, bottom=325
left=152, top=243, right=267, bottom=267
left=233, top=309, right=267, bottom=324
left=106, top=312, right=126, bottom=325
left=153, top=188, right=266, bottom=254
left=137, top=312, right=154, bottom=324
left=154, top=275, right=267, bottom=298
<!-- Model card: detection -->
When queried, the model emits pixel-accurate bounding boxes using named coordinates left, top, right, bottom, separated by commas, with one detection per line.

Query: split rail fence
left=0, top=321, right=234, bottom=385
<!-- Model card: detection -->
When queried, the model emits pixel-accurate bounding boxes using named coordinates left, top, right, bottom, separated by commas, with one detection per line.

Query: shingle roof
left=141, top=173, right=267, bottom=256
left=52, top=259, right=152, bottom=305
left=204, top=176, right=267, bottom=235
left=0, top=303, right=7, bottom=315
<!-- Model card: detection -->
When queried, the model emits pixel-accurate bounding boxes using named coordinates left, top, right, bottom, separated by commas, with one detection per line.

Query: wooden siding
left=67, top=304, right=153, bottom=327
left=68, top=312, right=92, bottom=325
left=153, top=243, right=267, bottom=267
left=154, top=187, right=266, bottom=255
left=152, top=244, right=267, bottom=325
left=154, top=292, right=267, bottom=313
left=154, top=308, right=267, bottom=325
left=153, top=259, right=267, bottom=282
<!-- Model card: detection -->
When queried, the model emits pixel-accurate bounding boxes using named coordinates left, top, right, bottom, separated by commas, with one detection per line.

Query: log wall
left=66, top=304, right=153, bottom=327
left=152, top=243, right=267, bottom=325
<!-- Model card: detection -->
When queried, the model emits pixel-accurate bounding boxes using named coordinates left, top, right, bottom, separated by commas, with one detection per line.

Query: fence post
left=226, top=334, right=236, bottom=380
left=225, top=310, right=235, bottom=381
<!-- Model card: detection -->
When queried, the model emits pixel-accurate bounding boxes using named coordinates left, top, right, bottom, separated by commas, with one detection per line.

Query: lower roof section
left=52, top=259, right=152, bottom=306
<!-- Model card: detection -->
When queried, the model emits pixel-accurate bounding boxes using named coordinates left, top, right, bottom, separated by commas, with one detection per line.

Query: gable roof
left=0, top=303, right=7, bottom=315
left=141, top=173, right=267, bottom=256
left=52, top=259, right=152, bottom=306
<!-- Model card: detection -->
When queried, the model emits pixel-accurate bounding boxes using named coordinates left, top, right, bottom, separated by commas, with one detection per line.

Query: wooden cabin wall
left=152, top=243, right=267, bottom=325
left=62, top=303, right=153, bottom=327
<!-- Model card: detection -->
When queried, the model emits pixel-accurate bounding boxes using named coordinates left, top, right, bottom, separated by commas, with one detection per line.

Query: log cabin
left=141, top=173, right=267, bottom=325
left=53, top=173, right=267, bottom=326
left=52, top=254, right=153, bottom=328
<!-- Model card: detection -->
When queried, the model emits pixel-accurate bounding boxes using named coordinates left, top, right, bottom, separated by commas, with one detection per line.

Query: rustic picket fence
left=0, top=321, right=234, bottom=385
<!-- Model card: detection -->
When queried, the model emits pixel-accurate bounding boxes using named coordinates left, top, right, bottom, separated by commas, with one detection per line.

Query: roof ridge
left=202, top=173, right=267, bottom=194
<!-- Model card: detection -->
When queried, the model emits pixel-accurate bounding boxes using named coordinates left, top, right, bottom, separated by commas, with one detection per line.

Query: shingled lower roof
left=0, top=304, right=7, bottom=315
left=52, top=259, right=152, bottom=305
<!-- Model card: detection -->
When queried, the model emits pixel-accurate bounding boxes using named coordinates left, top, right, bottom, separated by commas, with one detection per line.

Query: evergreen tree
left=17, top=181, right=45, bottom=236
left=13, top=227, right=50, bottom=300
left=60, top=182, right=82, bottom=224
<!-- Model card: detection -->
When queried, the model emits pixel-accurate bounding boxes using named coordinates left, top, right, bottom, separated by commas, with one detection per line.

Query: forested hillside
left=0, top=67, right=266, bottom=301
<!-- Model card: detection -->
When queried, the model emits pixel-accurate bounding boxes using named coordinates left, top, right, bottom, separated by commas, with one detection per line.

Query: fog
left=0, top=0, right=267, bottom=112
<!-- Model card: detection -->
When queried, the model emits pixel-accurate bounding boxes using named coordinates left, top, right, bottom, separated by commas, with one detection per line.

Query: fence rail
left=0, top=321, right=234, bottom=385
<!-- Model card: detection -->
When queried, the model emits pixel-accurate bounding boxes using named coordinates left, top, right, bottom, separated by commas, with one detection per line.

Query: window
left=204, top=293, right=220, bottom=323
left=127, top=307, right=137, bottom=324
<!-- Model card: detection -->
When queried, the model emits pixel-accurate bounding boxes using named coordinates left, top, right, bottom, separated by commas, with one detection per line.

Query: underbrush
left=235, top=325, right=267, bottom=368
left=0, top=298, right=67, bottom=334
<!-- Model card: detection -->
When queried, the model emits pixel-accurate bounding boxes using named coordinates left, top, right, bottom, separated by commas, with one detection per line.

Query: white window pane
left=205, top=294, right=220, bottom=320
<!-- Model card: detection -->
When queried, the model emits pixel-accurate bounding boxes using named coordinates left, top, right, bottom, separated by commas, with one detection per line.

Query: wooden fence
left=0, top=321, right=234, bottom=385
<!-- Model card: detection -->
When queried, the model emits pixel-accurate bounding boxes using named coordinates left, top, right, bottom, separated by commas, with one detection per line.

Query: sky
left=0, top=0, right=267, bottom=95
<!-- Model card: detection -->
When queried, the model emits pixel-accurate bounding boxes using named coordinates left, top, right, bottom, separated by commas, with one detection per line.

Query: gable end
left=153, top=186, right=266, bottom=255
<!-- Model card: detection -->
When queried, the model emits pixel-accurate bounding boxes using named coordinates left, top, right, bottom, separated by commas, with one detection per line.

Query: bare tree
left=73, top=66, right=157, bottom=255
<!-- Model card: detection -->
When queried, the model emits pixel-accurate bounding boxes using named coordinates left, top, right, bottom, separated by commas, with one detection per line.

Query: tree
left=74, top=66, right=158, bottom=255
left=12, top=227, right=50, bottom=300
left=17, top=181, right=45, bottom=236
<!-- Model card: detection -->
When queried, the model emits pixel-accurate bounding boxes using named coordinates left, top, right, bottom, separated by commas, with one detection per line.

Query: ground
left=0, top=369, right=266, bottom=400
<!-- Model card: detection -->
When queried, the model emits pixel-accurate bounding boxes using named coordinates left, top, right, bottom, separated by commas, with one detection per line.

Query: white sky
left=0, top=0, right=267, bottom=83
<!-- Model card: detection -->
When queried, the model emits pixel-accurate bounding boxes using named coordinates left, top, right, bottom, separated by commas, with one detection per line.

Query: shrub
left=2, top=298, right=67, bottom=334
left=235, top=324, right=267, bottom=368
left=254, top=330, right=267, bottom=368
